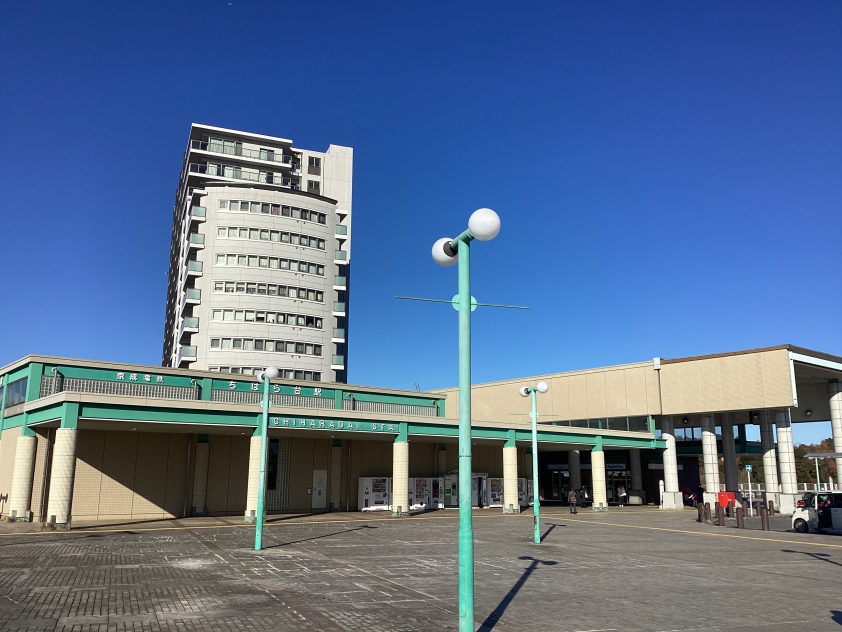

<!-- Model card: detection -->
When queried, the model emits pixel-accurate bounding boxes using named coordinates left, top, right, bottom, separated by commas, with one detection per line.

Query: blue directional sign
left=745, top=464, right=753, bottom=472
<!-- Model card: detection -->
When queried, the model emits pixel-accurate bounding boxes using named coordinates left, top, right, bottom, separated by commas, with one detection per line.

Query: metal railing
left=333, top=328, right=345, bottom=339
left=332, top=355, right=345, bottom=366
left=40, top=376, right=198, bottom=401
left=187, top=260, right=203, bottom=273
left=189, top=163, right=293, bottom=187
left=547, top=416, right=650, bottom=433
left=211, top=390, right=335, bottom=408
left=334, top=276, right=347, bottom=287
left=342, top=399, right=437, bottom=417
left=183, top=317, right=199, bottom=328
left=333, top=302, right=345, bottom=313
left=185, top=288, right=201, bottom=301
left=189, top=233, right=205, bottom=245
left=334, top=250, right=347, bottom=261
left=335, top=225, right=348, bottom=235
left=191, top=206, right=206, bottom=218
left=192, top=139, right=298, bottom=167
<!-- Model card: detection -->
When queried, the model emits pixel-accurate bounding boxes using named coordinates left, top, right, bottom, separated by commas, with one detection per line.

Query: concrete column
left=721, top=413, right=739, bottom=493
left=775, top=408, right=797, bottom=513
left=244, top=433, right=261, bottom=523
left=829, top=381, right=842, bottom=482
left=568, top=450, right=581, bottom=490
left=628, top=449, right=645, bottom=504
left=330, top=440, right=342, bottom=511
left=391, top=439, right=409, bottom=517
left=591, top=448, right=607, bottom=511
left=45, top=428, right=78, bottom=529
left=192, top=437, right=210, bottom=517
left=700, top=414, right=720, bottom=505
left=502, top=433, right=519, bottom=514
left=660, top=416, right=683, bottom=510
left=759, top=411, right=779, bottom=506
left=437, top=443, right=447, bottom=476
left=9, top=433, right=37, bottom=521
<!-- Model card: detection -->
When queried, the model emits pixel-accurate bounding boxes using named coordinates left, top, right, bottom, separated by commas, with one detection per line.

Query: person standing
left=577, top=486, right=588, bottom=509
left=617, top=484, right=627, bottom=508
left=568, top=488, right=578, bottom=514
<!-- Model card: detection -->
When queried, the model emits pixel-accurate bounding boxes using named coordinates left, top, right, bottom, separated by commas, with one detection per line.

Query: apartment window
left=248, top=256, right=258, bottom=267
left=307, top=180, right=320, bottom=193
left=4, top=378, right=28, bottom=407
left=212, top=310, right=222, bottom=320
left=246, top=283, right=257, bottom=294
left=245, top=311, right=255, bottom=322
left=295, top=371, right=304, bottom=380
left=250, top=202, right=260, bottom=213
left=235, top=282, right=244, bottom=292
left=235, top=310, right=244, bottom=321
left=269, top=258, right=279, bottom=269
left=256, top=311, right=266, bottom=322
left=230, top=367, right=241, bottom=374
left=265, top=341, right=275, bottom=351
left=249, top=228, right=259, bottom=240
left=300, top=209, right=309, bottom=221
left=243, top=340, right=254, bottom=351
left=210, top=339, right=220, bottom=349
left=270, top=231, right=280, bottom=242
left=259, top=256, right=268, bottom=267
left=255, top=340, right=264, bottom=351
left=271, top=204, right=280, bottom=216
left=281, top=206, right=291, bottom=217
left=260, top=229, right=269, bottom=240
left=219, top=200, right=228, bottom=210
left=261, top=203, right=270, bottom=214
left=229, top=201, right=239, bottom=210
left=222, top=339, right=232, bottom=349
left=308, top=156, right=321, bottom=176
left=227, top=255, right=236, bottom=265
left=224, top=310, right=234, bottom=321
left=218, top=227, right=226, bottom=237
left=216, top=254, right=225, bottom=264
left=233, top=339, right=243, bottom=349
left=237, top=255, right=247, bottom=266
left=283, top=370, right=294, bottom=379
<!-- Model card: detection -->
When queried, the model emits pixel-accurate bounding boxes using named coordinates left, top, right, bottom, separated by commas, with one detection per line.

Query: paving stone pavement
left=0, top=508, right=840, bottom=631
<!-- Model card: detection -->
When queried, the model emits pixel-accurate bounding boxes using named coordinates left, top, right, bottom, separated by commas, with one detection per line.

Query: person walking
left=577, top=486, right=588, bottom=509
left=568, top=488, right=578, bottom=514
left=617, top=483, right=627, bottom=508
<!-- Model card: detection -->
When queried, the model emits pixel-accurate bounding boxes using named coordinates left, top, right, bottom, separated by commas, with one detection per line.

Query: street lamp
left=432, top=207, right=501, bottom=632
left=519, top=381, right=549, bottom=544
left=254, top=365, right=279, bottom=551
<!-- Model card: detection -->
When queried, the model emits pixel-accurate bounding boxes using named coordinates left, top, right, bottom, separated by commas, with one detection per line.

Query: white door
left=312, top=469, right=327, bottom=510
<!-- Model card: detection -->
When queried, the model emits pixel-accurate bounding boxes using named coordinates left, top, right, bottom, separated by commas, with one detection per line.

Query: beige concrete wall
left=0, top=426, right=21, bottom=517
left=660, top=348, right=794, bottom=415
left=30, top=429, right=51, bottom=522
left=437, top=362, right=660, bottom=423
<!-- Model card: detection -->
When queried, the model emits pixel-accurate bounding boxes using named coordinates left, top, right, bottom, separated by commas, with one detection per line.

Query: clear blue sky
left=1, top=2, right=839, bottom=443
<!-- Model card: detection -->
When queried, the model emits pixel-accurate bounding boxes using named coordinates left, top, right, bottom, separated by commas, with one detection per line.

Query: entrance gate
left=265, top=437, right=291, bottom=511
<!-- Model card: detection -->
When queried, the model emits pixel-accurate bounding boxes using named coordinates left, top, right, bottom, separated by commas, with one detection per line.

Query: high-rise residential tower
left=161, top=124, right=351, bottom=382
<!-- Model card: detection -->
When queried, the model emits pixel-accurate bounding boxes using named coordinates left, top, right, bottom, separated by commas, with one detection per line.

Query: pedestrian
left=695, top=485, right=704, bottom=508
left=577, top=486, right=588, bottom=509
left=617, top=484, right=627, bottom=508
left=568, top=488, right=578, bottom=514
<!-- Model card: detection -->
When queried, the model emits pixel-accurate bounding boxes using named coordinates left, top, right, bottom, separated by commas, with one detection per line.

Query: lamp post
left=254, top=365, right=279, bottom=551
left=432, top=207, right=501, bottom=632
left=519, top=381, right=548, bottom=544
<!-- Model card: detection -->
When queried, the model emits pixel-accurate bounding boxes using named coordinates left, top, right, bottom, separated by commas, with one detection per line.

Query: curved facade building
left=161, top=124, right=352, bottom=382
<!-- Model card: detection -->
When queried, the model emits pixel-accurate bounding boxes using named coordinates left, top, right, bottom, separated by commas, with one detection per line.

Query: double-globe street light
left=432, top=207, right=501, bottom=632
left=519, top=381, right=549, bottom=544
left=254, top=365, right=280, bottom=551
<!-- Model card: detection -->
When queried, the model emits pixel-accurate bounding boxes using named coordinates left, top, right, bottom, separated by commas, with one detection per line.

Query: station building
left=0, top=344, right=839, bottom=528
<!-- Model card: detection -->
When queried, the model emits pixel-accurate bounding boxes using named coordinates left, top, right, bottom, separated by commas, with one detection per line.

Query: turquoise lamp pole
left=519, top=381, right=549, bottom=544
left=254, top=365, right=279, bottom=551
left=432, top=207, right=501, bottom=632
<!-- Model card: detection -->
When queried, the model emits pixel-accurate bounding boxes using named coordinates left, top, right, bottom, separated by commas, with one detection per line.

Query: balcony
left=187, top=260, right=203, bottom=274
left=179, top=316, right=199, bottom=339
left=331, top=355, right=345, bottom=370
left=335, top=225, right=348, bottom=236
left=184, top=288, right=201, bottom=306
left=188, top=233, right=205, bottom=250
left=332, top=302, right=346, bottom=317
left=191, top=139, right=298, bottom=168
left=177, top=345, right=197, bottom=366
left=188, top=163, right=297, bottom=189
left=334, top=250, right=347, bottom=265
left=190, top=206, right=206, bottom=222
left=333, top=276, right=347, bottom=290
left=332, top=328, right=345, bottom=343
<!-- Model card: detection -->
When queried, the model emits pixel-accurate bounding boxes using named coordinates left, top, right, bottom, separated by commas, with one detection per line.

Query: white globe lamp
left=468, top=208, right=501, bottom=241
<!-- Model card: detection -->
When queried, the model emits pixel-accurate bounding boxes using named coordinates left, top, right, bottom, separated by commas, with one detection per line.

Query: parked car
left=792, top=491, right=842, bottom=534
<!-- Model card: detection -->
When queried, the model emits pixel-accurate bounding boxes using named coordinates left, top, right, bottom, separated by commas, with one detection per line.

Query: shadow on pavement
left=265, top=525, right=377, bottom=548
left=477, top=555, right=557, bottom=632
left=782, top=549, right=842, bottom=568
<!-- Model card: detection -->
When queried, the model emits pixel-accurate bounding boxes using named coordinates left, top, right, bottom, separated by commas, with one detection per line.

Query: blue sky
left=1, top=2, right=839, bottom=443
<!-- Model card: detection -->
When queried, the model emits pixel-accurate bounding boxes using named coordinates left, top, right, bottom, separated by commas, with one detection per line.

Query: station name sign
left=269, top=416, right=398, bottom=433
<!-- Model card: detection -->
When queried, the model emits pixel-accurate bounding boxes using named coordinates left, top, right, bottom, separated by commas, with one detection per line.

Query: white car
left=792, top=491, right=842, bottom=534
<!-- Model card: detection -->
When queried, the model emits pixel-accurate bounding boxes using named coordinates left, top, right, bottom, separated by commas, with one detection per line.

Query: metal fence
left=342, top=399, right=437, bottom=417
left=40, top=375, right=198, bottom=401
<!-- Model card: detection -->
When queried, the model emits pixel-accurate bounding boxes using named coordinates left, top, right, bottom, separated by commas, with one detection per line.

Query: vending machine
left=430, top=477, right=445, bottom=509
left=444, top=475, right=458, bottom=508
left=411, top=478, right=429, bottom=509
left=358, top=477, right=391, bottom=511
left=471, top=474, right=489, bottom=508
left=517, top=478, right=533, bottom=507
left=487, top=478, right=504, bottom=508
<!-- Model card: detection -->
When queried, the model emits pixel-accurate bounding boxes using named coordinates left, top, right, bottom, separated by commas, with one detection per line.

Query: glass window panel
left=246, top=283, right=257, bottom=294
left=244, top=339, right=254, bottom=350
left=260, top=229, right=269, bottom=240
left=230, top=367, right=240, bottom=374
left=217, top=227, right=226, bottom=237
left=225, top=282, right=235, bottom=292
left=250, top=202, right=260, bottom=213
left=318, top=240, right=325, bottom=250
left=281, top=206, right=290, bottom=216
left=271, top=204, right=280, bottom=215
left=254, top=340, right=264, bottom=351
left=297, top=316, right=305, bottom=326
left=295, top=371, right=304, bottom=380
left=212, top=310, right=222, bottom=320
left=314, top=345, right=322, bottom=356
left=304, top=372, right=313, bottom=381
left=317, top=265, right=324, bottom=276
left=233, top=339, right=243, bottom=349
left=259, top=256, right=268, bottom=267
left=270, top=231, right=279, bottom=242
left=284, top=370, right=294, bottom=378
left=267, top=313, right=277, bottom=323
left=227, top=254, right=236, bottom=265
left=238, top=255, right=247, bottom=266
left=318, top=214, right=326, bottom=225
left=315, top=318, right=322, bottom=328
left=216, top=254, right=225, bottom=264
left=222, top=339, right=232, bottom=349
left=277, top=286, right=287, bottom=296
left=269, top=257, right=279, bottom=268
left=316, top=291, right=323, bottom=302
left=210, top=339, right=220, bottom=348
left=257, top=284, right=267, bottom=295
left=290, top=234, right=299, bottom=245
left=305, top=344, right=314, bottom=355
left=228, top=228, right=237, bottom=237
left=229, top=201, right=239, bottom=210
left=239, top=228, right=248, bottom=238
left=301, top=210, right=310, bottom=220
left=236, top=282, right=245, bottom=292
left=223, top=310, right=234, bottom=321
left=291, top=208, right=300, bottom=218
left=245, top=311, right=255, bottom=322
left=289, top=261, right=298, bottom=272
left=268, top=284, right=278, bottom=296
left=281, top=233, right=290, bottom=243
left=261, top=203, right=270, bottom=214
left=288, top=288, right=297, bottom=298
left=265, top=340, right=274, bottom=351
left=235, top=310, right=244, bottom=321
left=308, top=290, right=316, bottom=301
left=280, top=260, right=289, bottom=270
left=249, top=228, right=259, bottom=240
left=286, top=342, right=296, bottom=353
left=248, top=256, right=258, bottom=266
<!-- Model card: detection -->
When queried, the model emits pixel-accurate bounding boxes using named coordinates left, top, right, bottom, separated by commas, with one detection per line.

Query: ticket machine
left=358, top=477, right=391, bottom=511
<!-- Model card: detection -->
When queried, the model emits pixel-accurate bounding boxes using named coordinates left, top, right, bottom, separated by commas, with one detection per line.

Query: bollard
left=697, top=504, right=704, bottom=523
left=727, top=500, right=734, bottom=518
left=704, top=502, right=712, bottom=524
left=768, top=501, right=774, bottom=516
left=736, top=507, right=744, bottom=529
left=717, top=504, right=725, bottom=527
left=760, top=508, right=769, bottom=531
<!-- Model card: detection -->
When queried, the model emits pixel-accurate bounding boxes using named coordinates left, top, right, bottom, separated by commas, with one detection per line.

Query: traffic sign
left=745, top=464, right=753, bottom=472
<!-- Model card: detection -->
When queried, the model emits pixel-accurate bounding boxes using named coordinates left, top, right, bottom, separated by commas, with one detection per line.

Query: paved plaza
left=0, top=507, right=840, bottom=632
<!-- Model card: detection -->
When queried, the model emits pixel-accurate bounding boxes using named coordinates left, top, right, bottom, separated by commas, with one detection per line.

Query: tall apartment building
left=161, top=124, right=352, bottom=382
